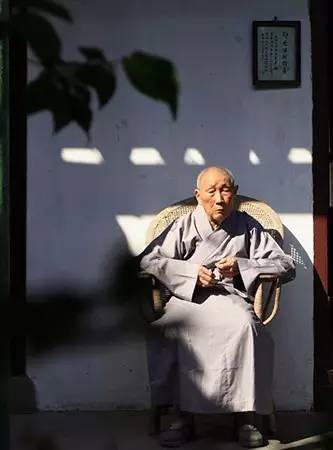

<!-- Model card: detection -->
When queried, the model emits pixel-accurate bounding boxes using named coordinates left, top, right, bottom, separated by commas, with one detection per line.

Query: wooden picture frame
left=253, top=21, right=301, bottom=88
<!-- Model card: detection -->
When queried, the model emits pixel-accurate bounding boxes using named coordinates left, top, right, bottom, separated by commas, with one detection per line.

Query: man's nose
left=215, top=191, right=223, bottom=203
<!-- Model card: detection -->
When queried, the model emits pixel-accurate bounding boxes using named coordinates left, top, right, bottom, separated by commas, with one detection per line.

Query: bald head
left=196, top=167, right=236, bottom=189
left=194, top=166, right=238, bottom=227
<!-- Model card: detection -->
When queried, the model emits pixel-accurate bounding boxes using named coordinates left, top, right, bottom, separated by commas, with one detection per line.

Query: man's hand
left=197, top=266, right=217, bottom=288
left=215, top=257, right=239, bottom=278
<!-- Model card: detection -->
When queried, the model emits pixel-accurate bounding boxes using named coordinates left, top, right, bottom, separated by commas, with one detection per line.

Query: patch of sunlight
left=129, top=148, right=165, bottom=165
left=61, top=148, right=104, bottom=165
left=184, top=148, right=206, bottom=165
left=116, top=215, right=155, bottom=255
left=278, top=213, right=313, bottom=263
left=288, top=148, right=312, bottom=164
left=249, top=149, right=261, bottom=165
left=279, top=431, right=333, bottom=449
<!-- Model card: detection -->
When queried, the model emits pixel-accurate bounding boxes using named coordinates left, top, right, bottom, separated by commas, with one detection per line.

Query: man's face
left=195, top=169, right=237, bottom=226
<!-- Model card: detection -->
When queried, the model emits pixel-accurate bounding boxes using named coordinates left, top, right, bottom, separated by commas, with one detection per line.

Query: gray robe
left=140, top=205, right=295, bottom=415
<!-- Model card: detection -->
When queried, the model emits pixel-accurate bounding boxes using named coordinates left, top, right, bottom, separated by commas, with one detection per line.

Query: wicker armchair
left=145, top=194, right=284, bottom=325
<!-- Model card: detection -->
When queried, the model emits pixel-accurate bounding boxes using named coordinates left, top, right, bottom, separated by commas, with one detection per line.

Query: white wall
left=27, top=0, right=313, bottom=410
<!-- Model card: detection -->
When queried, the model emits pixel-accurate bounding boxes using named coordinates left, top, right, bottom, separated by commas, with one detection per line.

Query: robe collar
left=193, top=204, right=236, bottom=241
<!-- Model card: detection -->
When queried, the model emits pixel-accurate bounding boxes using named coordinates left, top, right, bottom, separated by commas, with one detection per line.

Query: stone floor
left=10, top=411, right=333, bottom=450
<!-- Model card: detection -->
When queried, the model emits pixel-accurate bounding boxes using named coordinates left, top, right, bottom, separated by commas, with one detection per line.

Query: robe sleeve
left=139, top=219, right=200, bottom=302
left=236, top=224, right=296, bottom=295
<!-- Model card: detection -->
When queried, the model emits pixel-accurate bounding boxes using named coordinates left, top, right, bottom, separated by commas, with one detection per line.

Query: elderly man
left=140, top=167, right=295, bottom=447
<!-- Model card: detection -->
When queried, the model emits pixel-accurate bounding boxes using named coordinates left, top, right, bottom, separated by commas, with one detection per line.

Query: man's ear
left=194, top=188, right=201, bottom=203
left=233, top=185, right=239, bottom=195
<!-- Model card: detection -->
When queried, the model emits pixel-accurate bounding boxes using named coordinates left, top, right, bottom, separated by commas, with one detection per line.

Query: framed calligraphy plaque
left=253, top=21, right=301, bottom=88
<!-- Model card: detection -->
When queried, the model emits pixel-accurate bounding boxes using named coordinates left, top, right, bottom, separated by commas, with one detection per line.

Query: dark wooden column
left=9, top=35, right=27, bottom=377
left=0, top=0, right=10, bottom=446
left=310, top=0, right=333, bottom=410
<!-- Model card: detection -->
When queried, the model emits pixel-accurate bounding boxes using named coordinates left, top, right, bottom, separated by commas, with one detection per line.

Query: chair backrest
left=146, top=195, right=283, bottom=246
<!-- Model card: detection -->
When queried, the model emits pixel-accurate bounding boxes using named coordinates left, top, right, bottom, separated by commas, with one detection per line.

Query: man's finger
left=199, top=271, right=217, bottom=286
left=218, top=258, right=227, bottom=263
left=219, top=268, right=238, bottom=278
left=199, top=268, right=214, bottom=280
left=200, top=266, right=212, bottom=276
left=200, top=272, right=215, bottom=283
left=201, top=278, right=216, bottom=287
left=216, top=262, right=231, bottom=270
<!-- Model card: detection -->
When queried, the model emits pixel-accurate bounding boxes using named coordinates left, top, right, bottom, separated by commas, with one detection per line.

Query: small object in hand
left=212, top=267, right=223, bottom=282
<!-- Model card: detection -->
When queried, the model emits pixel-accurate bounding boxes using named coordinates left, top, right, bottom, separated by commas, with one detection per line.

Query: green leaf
left=79, top=47, right=106, bottom=62
left=70, top=85, right=92, bottom=133
left=27, top=70, right=92, bottom=134
left=26, top=72, right=54, bottom=114
left=12, top=0, right=73, bottom=22
left=27, top=71, right=72, bottom=130
left=52, top=99, right=72, bottom=131
left=76, top=63, right=116, bottom=108
left=122, top=51, right=178, bottom=119
left=55, top=61, right=80, bottom=80
left=12, top=12, right=61, bottom=64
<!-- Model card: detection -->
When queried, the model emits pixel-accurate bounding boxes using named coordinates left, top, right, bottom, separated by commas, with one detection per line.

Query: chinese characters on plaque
left=253, top=21, right=300, bottom=88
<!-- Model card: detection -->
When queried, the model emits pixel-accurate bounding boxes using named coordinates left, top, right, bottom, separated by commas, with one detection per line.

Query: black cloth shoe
left=159, top=416, right=195, bottom=447
left=238, top=424, right=265, bottom=448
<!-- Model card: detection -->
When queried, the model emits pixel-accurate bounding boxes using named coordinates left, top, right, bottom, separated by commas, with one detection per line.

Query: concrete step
left=10, top=411, right=333, bottom=450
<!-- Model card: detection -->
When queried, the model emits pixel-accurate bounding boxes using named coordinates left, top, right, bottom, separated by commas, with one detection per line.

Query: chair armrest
left=258, top=274, right=280, bottom=281
left=139, top=272, right=164, bottom=321
left=254, top=275, right=282, bottom=325
left=138, top=271, right=151, bottom=279
left=141, top=272, right=282, bottom=325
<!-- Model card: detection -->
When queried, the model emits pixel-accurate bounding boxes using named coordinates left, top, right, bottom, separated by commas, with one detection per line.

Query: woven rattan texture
left=146, top=195, right=283, bottom=246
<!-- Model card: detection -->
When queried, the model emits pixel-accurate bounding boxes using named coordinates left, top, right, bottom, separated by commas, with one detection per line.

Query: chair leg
left=149, top=406, right=163, bottom=435
left=232, top=413, right=238, bottom=440
left=149, top=405, right=173, bottom=435
left=263, top=410, right=277, bottom=437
